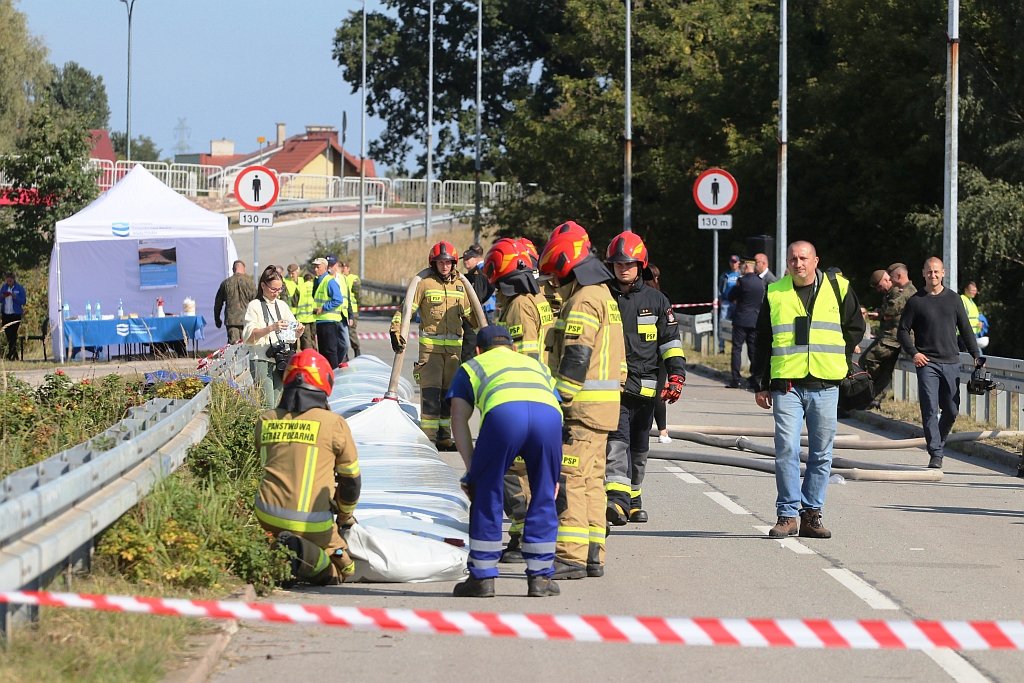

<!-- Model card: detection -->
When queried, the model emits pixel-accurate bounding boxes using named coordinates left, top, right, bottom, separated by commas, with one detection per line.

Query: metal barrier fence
left=680, top=313, right=1024, bottom=430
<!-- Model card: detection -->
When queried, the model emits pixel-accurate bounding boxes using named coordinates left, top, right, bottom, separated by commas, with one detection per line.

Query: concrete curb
left=163, top=584, right=255, bottom=683
left=688, top=362, right=1021, bottom=473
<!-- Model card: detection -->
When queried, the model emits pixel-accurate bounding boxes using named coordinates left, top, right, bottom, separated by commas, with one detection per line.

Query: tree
left=47, top=61, right=110, bottom=130
left=110, top=132, right=162, bottom=162
left=0, top=0, right=51, bottom=153
left=0, top=102, right=98, bottom=269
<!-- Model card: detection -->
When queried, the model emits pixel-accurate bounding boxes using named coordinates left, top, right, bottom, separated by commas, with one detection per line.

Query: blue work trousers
left=466, top=402, right=562, bottom=579
left=772, top=384, right=838, bottom=518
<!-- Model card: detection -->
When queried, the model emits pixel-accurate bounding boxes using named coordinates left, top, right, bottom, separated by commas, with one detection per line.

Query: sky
left=17, top=0, right=388, bottom=167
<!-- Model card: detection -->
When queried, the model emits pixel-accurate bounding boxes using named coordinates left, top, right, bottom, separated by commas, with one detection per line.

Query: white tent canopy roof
left=55, top=164, right=229, bottom=242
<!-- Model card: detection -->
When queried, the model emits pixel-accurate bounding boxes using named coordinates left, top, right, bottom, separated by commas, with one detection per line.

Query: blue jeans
left=336, top=320, right=350, bottom=364
left=915, top=362, right=960, bottom=458
left=718, top=303, right=732, bottom=351
left=772, top=384, right=838, bottom=518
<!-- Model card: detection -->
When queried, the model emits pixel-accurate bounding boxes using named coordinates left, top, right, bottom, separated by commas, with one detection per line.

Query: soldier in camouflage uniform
left=862, top=268, right=914, bottom=404
left=215, top=260, right=257, bottom=344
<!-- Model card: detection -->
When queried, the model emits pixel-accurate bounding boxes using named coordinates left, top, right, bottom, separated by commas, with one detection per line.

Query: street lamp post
left=119, top=0, right=137, bottom=162
left=359, top=0, right=367, bottom=279
left=473, top=0, right=482, bottom=243
left=425, top=0, right=434, bottom=239
left=623, top=0, right=632, bottom=232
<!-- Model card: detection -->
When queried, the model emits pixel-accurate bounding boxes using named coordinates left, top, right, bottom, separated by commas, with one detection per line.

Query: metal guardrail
left=339, top=212, right=461, bottom=249
left=0, top=344, right=251, bottom=634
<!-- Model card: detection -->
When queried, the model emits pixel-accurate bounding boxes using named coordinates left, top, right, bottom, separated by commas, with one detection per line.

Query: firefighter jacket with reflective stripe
left=496, top=290, right=554, bottom=364
left=313, top=274, right=344, bottom=322
left=294, top=279, right=317, bottom=324
left=390, top=271, right=481, bottom=351
left=463, top=346, right=562, bottom=420
left=960, top=294, right=981, bottom=334
left=610, top=279, right=686, bottom=398
left=255, top=407, right=361, bottom=533
left=767, top=274, right=850, bottom=381
left=547, top=282, right=627, bottom=431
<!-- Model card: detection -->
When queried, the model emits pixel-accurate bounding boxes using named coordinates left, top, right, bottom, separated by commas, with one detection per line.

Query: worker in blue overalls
left=447, top=325, right=563, bottom=598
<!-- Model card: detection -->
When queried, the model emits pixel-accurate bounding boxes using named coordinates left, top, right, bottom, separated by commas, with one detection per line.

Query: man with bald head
left=897, top=257, right=982, bottom=469
left=754, top=253, right=778, bottom=284
left=753, top=241, right=864, bottom=539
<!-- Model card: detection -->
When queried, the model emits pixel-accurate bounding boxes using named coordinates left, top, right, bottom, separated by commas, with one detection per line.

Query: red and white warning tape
left=358, top=304, right=401, bottom=312
left=2, top=591, right=1021, bottom=650
left=356, top=331, right=419, bottom=341
left=670, top=302, right=715, bottom=310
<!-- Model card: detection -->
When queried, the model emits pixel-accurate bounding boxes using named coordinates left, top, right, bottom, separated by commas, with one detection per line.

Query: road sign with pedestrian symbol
left=234, top=165, right=280, bottom=212
left=693, top=168, right=738, bottom=215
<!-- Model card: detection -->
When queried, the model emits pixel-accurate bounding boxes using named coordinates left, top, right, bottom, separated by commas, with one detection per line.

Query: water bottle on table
left=85, top=301, right=92, bottom=320
left=117, top=299, right=124, bottom=318
left=95, top=301, right=101, bottom=319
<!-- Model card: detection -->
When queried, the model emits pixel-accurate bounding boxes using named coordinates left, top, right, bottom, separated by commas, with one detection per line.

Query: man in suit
left=755, top=253, right=778, bottom=285
left=728, top=259, right=766, bottom=389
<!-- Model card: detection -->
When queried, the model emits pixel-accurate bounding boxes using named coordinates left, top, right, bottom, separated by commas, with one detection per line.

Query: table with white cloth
left=62, top=315, right=206, bottom=359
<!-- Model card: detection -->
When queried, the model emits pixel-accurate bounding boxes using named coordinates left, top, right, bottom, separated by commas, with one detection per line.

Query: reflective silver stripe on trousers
left=520, top=542, right=557, bottom=554
left=422, top=333, right=463, bottom=341
left=254, top=497, right=334, bottom=523
left=471, top=558, right=500, bottom=569
left=582, top=379, right=620, bottom=390
left=469, top=539, right=504, bottom=552
left=771, top=344, right=846, bottom=356
left=526, top=558, right=555, bottom=571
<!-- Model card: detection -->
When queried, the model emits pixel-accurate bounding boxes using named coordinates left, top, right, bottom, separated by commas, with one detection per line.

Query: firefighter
left=540, top=222, right=626, bottom=579
left=390, top=241, right=482, bottom=449
left=447, top=326, right=563, bottom=598
left=254, top=349, right=360, bottom=586
left=482, top=238, right=556, bottom=563
left=603, top=232, right=686, bottom=526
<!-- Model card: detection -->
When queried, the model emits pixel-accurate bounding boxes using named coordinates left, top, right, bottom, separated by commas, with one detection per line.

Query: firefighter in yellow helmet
left=255, top=349, right=361, bottom=586
left=482, top=237, right=556, bottom=564
left=390, top=241, right=482, bottom=449
left=540, top=221, right=626, bottom=579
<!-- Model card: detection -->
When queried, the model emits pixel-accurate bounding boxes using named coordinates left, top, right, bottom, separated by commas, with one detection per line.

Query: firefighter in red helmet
left=603, top=231, right=686, bottom=526
left=254, top=349, right=361, bottom=586
left=390, top=241, right=483, bottom=449
left=540, top=223, right=626, bottom=580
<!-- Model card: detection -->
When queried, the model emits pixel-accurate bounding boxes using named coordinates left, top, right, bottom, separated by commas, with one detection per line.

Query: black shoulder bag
left=826, top=272, right=874, bottom=411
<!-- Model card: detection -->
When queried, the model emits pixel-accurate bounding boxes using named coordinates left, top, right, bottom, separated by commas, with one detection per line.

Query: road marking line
left=704, top=492, right=750, bottom=515
left=823, top=568, right=899, bottom=610
left=662, top=465, right=703, bottom=484
left=753, top=526, right=817, bottom=555
left=921, top=649, right=991, bottom=683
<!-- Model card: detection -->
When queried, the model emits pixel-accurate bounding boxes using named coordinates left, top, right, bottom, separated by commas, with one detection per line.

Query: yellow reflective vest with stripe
left=313, top=275, right=343, bottom=323
left=294, top=279, right=317, bottom=324
left=960, top=294, right=981, bottom=334
left=767, top=274, right=849, bottom=381
left=496, top=290, right=554, bottom=364
left=463, top=345, right=561, bottom=420
left=547, top=282, right=627, bottom=431
left=390, top=271, right=480, bottom=351
left=255, top=407, right=361, bottom=533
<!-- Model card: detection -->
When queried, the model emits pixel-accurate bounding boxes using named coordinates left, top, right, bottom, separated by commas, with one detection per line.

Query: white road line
left=662, top=464, right=703, bottom=484
left=822, top=568, right=899, bottom=610
left=703, top=492, right=750, bottom=515
left=753, top=526, right=818, bottom=555
left=921, top=649, right=991, bottom=683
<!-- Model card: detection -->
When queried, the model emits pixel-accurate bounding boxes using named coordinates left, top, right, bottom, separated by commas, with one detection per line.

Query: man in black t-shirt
left=897, top=257, right=982, bottom=469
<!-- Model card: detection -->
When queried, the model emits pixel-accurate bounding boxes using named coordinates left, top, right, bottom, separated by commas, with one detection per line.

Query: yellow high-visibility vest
left=463, top=346, right=561, bottom=420
left=767, top=274, right=848, bottom=381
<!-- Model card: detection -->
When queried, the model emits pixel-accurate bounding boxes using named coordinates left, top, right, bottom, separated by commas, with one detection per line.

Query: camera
left=966, top=357, right=998, bottom=395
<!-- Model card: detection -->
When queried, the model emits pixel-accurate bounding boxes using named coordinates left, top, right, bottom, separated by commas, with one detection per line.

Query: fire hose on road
left=645, top=424, right=1024, bottom=482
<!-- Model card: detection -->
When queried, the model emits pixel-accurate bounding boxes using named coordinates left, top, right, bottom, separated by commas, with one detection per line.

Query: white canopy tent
left=48, top=165, right=237, bottom=358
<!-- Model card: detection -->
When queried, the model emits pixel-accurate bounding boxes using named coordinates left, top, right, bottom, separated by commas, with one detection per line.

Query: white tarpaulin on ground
left=47, top=165, right=236, bottom=357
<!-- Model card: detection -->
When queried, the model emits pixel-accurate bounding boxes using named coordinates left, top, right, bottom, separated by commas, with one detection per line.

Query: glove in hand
left=661, top=374, right=685, bottom=403
left=389, top=330, right=407, bottom=353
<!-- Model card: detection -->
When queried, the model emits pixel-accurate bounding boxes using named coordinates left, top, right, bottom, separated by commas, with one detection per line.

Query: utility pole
left=943, top=0, right=960, bottom=291
left=119, top=0, right=137, bottom=162
left=425, top=0, right=434, bottom=239
left=473, top=0, right=483, bottom=244
left=623, top=0, right=633, bottom=232
left=776, top=0, right=788, bottom=271
left=359, top=0, right=367, bottom=279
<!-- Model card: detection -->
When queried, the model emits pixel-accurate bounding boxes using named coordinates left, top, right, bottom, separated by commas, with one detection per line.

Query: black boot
left=500, top=533, right=525, bottom=563
left=586, top=543, right=604, bottom=578
left=527, top=574, right=561, bottom=597
left=551, top=559, right=587, bottom=580
left=606, top=501, right=629, bottom=526
left=628, top=496, right=648, bottom=523
left=452, top=576, right=495, bottom=597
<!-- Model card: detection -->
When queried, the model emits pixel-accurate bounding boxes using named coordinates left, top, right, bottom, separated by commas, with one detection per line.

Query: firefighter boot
left=276, top=532, right=305, bottom=583
left=527, top=575, right=561, bottom=597
left=799, top=509, right=832, bottom=539
left=628, top=496, right=648, bottom=523
left=551, top=559, right=587, bottom=580
left=586, top=543, right=604, bottom=578
left=605, top=502, right=629, bottom=527
left=500, top=533, right=525, bottom=564
left=452, top=576, right=495, bottom=597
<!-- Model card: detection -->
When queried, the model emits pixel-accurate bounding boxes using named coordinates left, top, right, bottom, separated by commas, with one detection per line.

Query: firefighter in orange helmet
left=483, top=237, right=556, bottom=563
left=255, top=349, right=361, bottom=586
left=390, top=241, right=482, bottom=449
left=540, top=223, right=626, bottom=579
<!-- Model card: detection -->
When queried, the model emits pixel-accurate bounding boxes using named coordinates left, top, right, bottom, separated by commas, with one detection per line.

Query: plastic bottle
left=95, top=301, right=101, bottom=319
left=828, top=473, right=846, bottom=485
left=62, top=302, right=70, bottom=319
left=85, top=301, right=92, bottom=320
left=117, top=299, right=124, bottom=318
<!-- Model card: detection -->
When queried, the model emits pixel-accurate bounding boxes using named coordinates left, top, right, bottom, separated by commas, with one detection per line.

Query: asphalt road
left=210, top=319, right=1023, bottom=683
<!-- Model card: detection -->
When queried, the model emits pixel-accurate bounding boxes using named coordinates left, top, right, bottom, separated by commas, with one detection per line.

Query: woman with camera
left=244, top=265, right=305, bottom=408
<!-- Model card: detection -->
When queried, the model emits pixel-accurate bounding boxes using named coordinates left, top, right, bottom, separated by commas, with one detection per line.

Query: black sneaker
left=452, top=576, right=495, bottom=597
left=928, top=455, right=943, bottom=469
left=527, top=575, right=561, bottom=597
